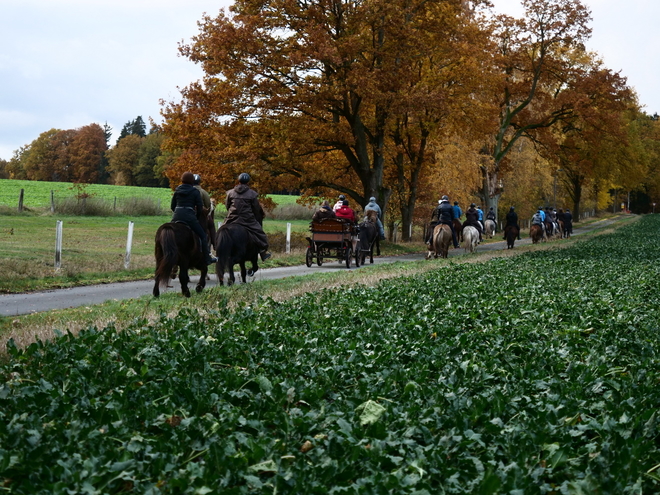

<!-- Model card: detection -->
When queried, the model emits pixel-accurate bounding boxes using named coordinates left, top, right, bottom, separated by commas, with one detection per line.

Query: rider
left=453, top=201, right=463, bottom=221
left=531, top=208, right=545, bottom=235
left=193, top=174, right=216, bottom=249
left=486, top=206, right=496, bottom=232
left=171, top=172, right=218, bottom=265
left=333, top=194, right=346, bottom=212
left=435, top=195, right=459, bottom=248
left=222, top=172, right=272, bottom=262
left=364, top=196, right=386, bottom=240
left=564, top=208, right=573, bottom=234
left=504, top=206, right=521, bottom=240
left=312, top=200, right=336, bottom=222
left=476, top=205, right=484, bottom=232
left=335, top=199, right=357, bottom=223
left=463, top=203, right=483, bottom=243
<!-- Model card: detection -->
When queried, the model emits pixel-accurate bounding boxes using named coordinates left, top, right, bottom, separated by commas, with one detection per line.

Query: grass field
left=0, top=178, right=303, bottom=211
left=0, top=214, right=322, bottom=293
left=0, top=214, right=655, bottom=492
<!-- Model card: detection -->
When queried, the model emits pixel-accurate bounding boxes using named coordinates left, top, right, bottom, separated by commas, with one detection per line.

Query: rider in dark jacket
left=564, top=208, right=573, bottom=234
left=463, top=203, right=483, bottom=242
left=171, top=172, right=217, bottom=265
left=436, top=195, right=459, bottom=248
left=504, top=206, right=521, bottom=240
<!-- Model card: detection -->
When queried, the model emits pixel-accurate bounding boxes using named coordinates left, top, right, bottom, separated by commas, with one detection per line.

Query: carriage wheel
left=345, top=246, right=353, bottom=268
left=305, top=247, right=313, bottom=267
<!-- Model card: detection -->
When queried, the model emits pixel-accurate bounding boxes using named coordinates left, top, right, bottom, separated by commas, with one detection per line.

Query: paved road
left=0, top=218, right=616, bottom=317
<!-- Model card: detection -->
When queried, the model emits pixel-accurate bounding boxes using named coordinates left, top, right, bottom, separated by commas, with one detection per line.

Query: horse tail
left=155, top=225, right=178, bottom=289
left=215, top=227, right=231, bottom=280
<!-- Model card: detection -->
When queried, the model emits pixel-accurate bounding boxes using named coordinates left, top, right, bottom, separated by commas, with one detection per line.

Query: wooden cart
left=305, top=218, right=360, bottom=268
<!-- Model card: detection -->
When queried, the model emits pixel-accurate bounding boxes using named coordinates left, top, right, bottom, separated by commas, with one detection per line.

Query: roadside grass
left=0, top=213, right=637, bottom=352
left=0, top=213, right=425, bottom=293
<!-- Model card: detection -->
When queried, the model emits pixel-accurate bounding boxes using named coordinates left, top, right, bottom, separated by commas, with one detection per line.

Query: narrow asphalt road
left=0, top=218, right=617, bottom=317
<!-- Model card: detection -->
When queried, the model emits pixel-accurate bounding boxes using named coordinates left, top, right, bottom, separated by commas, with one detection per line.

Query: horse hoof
left=196, top=286, right=204, bottom=293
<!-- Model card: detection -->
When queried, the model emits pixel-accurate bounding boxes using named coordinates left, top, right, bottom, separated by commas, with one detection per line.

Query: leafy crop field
left=2, top=216, right=659, bottom=493
left=0, top=179, right=302, bottom=210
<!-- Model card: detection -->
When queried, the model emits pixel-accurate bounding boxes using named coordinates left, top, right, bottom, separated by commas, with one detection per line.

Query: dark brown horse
left=452, top=218, right=463, bottom=242
left=215, top=224, right=260, bottom=285
left=153, top=222, right=208, bottom=298
left=359, top=211, right=380, bottom=264
left=504, top=225, right=519, bottom=249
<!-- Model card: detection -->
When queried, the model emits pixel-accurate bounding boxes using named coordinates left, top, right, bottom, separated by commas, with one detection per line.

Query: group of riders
left=426, top=197, right=574, bottom=247
left=172, top=169, right=576, bottom=267
left=170, top=171, right=272, bottom=266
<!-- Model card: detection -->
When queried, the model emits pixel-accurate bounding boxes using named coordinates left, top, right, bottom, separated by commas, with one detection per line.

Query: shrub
left=54, top=197, right=167, bottom=216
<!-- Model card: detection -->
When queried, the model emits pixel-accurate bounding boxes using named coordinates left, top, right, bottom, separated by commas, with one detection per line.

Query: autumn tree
left=105, top=134, right=143, bottom=185
left=118, top=116, right=147, bottom=141
left=161, top=0, right=492, bottom=237
left=135, top=132, right=169, bottom=187
left=478, top=0, right=593, bottom=214
left=68, top=123, right=108, bottom=184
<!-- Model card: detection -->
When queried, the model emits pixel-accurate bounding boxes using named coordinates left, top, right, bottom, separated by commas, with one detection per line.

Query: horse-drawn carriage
left=306, top=218, right=361, bottom=268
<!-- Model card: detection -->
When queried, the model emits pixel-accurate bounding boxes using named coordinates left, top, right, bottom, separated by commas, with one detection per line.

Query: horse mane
left=365, top=210, right=378, bottom=222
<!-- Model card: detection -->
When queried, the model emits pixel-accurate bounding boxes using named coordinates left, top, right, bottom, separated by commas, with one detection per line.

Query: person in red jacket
left=335, top=200, right=356, bottom=223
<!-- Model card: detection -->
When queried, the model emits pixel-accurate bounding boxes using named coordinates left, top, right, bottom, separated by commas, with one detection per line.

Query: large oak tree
left=161, top=0, right=492, bottom=237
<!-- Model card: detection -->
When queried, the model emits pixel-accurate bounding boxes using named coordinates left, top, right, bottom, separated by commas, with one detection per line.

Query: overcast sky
left=1, top=0, right=657, bottom=161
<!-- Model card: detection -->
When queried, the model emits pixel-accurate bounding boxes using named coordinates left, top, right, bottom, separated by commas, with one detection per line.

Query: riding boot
left=260, top=250, right=272, bottom=262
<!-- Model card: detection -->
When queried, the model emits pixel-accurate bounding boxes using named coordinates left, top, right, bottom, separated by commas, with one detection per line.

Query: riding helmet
left=339, top=194, right=346, bottom=200
left=238, top=173, right=251, bottom=184
left=470, top=203, right=476, bottom=207
left=181, top=172, right=195, bottom=185
left=369, top=196, right=376, bottom=202
left=193, top=174, right=201, bottom=185
left=441, top=195, right=449, bottom=201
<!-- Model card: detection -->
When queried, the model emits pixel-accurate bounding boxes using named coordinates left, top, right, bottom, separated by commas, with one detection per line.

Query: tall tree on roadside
left=161, top=0, right=492, bottom=232
left=478, top=0, right=592, bottom=213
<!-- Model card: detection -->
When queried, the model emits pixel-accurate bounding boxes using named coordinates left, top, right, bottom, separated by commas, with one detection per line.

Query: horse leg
left=196, top=265, right=207, bottom=293
left=238, top=262, right=248, bottom=284
left=179, top=263, right=191, bottom=297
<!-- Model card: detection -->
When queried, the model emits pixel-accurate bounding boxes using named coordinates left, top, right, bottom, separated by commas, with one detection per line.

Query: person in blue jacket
left=453, top=201, right=462, bottom=220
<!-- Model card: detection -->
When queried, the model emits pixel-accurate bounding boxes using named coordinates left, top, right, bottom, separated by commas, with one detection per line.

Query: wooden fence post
left=55, top=220, right=63, bottom=270
left=124, top=221, right=135, bottom=269
left=50, top=190, right=55, bottom=213
left=18, top=189, right=24, bottom=212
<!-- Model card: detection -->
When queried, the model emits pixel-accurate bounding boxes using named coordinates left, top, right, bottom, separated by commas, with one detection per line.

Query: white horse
left=462, top=226, right=479, bottom=253
left=484, top=219, right=496, bottom=238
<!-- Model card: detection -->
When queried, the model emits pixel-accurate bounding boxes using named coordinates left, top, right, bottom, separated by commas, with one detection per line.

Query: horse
left=426, top=223, right=452, bottom=259
left=504, top=225, right=519, bottom=249
left=484, top=219, right=496, bottom=238
left=452, top=218, right=463, bottom=243
left=530, top=224, right=544, bottom=244
left=153, top=222, right=208, bottom=298
left=215, top=224, right=260, bottom=285
left=359, top=211, right=380, bottom=264
left=462, top=226, right=479, bottom=253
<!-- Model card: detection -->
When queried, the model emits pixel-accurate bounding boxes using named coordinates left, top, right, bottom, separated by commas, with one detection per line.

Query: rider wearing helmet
left=193, top=174, right=216, bottom=248
left=171, top=172, right=217, bottom=265
left=462, top=203, right=483, bottom=242
left=364, top=196, right=385, bottom=240
left=453, top=201, right=463, bottom=221
left=504, top=206, right=521, bottom=240
left=222, top=173, right=272, bottom=262
left=333, top=194, right=346, bottom=212
left=429, top=195, right=459, bottom=248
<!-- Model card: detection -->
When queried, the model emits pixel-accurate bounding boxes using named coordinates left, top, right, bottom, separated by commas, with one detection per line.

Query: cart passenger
left=312, top=200, right=337, bottom=222
left=335, top=200, right=356, bottom=223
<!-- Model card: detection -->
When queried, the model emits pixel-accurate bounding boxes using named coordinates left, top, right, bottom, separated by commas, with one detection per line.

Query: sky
left=1, top=0, right=658, bottom=161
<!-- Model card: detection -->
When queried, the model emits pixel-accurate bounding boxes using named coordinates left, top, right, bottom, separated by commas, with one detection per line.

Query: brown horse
left=153, top=222, right=208, bottom=298
left=504, top=225, right=519, bottom=249
left=215, top=224, right=260, bottom=285
left=452, top=218, right=463, bottom=242
left=359, top=211, right=380, bottom=264
left=530, top=224, right=544, bottom=244
left=426, top=224, right=452, bottom=259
